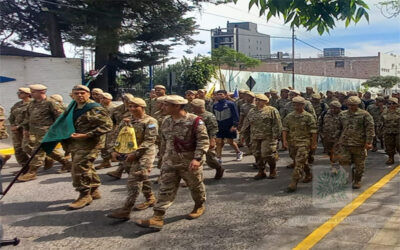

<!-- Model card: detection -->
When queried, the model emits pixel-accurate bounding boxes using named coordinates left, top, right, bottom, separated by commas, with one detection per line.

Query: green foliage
left=362, top=76, right=400, bottom=90
left=234, top=0, right=370, bottom=34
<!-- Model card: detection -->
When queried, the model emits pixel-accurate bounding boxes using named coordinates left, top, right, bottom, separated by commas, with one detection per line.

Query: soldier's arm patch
left=148, top=124, right=156, bottom=129
left=199, top=121, right=204, bottom=125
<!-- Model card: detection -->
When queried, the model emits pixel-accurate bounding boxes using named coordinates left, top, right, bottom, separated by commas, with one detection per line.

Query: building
left=323, top=48, right=345, bottom=57
left=211, top=22, right=270, bottom=60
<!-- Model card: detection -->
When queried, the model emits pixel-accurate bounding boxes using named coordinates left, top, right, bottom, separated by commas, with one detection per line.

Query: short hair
left=216, top=90, right=227, bottom=95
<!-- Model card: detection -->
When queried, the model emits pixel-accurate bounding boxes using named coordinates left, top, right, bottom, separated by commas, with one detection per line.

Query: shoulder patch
left=148, top=124, right=156, bottom=129
left=199, top=121, right=204, bottom=125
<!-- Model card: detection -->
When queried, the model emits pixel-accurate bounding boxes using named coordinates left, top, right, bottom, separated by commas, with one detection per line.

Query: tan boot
left=95, top=160, right=112, bottom=170
left=106, top=166, right=124, bottom=179
left=135, top=196, right=157, bottom=211
left=90, top=187, right=101, bottom=200
left=135, top=211, right=165, bottom=230
left=107, top=207, right=131, bottom=220
left=57, top=160, right=72, bottom=174
left=254, top=170, right=267, bottom=180
left=68, top=191, right=93, bottom=210
left=214, top=167, right=225, bottom=180
left=3, top=155, right=11, bottom=165
left=44, top=157, right=55, bottom=170
left=18, top=172, right=37, bottom=182
left=352, top=175, right=362, bottom=189
left=302, top=165, right=313, bottom=183
left=385, top=155, right=394, bottom=165
left=286, top=180, right=298, bottom=193
left=188, top=203, right=205, bottom=219
left=268, top=161, right=277, bottom=179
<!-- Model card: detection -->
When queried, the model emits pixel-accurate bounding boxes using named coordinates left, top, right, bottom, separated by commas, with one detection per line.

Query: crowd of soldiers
left=0, top=83, right=400, bottom=230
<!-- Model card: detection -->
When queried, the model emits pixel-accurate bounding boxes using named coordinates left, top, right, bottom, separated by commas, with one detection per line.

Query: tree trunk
left=43, top=3, right=65, bottom=57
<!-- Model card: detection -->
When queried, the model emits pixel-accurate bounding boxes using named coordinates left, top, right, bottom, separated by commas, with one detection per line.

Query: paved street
left=1, top=144, right=399, bottom=250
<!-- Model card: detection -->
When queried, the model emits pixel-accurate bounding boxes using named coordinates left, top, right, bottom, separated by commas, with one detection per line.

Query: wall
left=237, top=28, right=270, bottom=58
left=379, top=52, right=400, bottom=77
left=0, top=56, right=82, bottom=115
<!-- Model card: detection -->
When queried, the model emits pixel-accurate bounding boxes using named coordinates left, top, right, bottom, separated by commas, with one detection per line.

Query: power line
left=295, top=38, right=323, bottom=52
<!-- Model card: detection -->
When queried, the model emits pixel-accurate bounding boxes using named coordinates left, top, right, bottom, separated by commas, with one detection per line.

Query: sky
left=169, top=0, right=400, bottom=60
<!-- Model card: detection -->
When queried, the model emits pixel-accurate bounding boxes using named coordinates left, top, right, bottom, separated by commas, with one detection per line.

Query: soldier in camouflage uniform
left=9, top=88, right=31, bottom=166
left=321, top=90, right=338, bottom=106
left=65, top=85, right=113, bottom=209
left=304, top=87, right=314, bottom=100
left=49, top=94, right=67, bottom=111
left=282, top=96, right=317, bottom=192
left=280, top=90, right=317, bottom=120
left=269, top=89, right=280, bottom=109
left=311, top=94, right=329, bottom=119
left=381, top=97, right=400, bottom=165
left=184, top=90, right=196, bottom=113
left=18, top=84, right=71, bottom=182
left=337, top=96, right=374, bottom=189
left=91, top=88, right=103, bottom=103
left=107, top=97, right=158, bottom=220
left=242, top=94, right=282, bottom=180
left=235, top=90, right=246, bottom=114
left=147, top=85, right=166, bottom=117
left=276, top=88, right=291, bottom=151
left=197, top=89, right=213, bottom=112
left=318, top=101, right=342, bottom=174
left=238, top=91, right=256, bottom=153
left=191, top=99, right=225, bottom=179
left=135, top=95, right=209, bottom=230
left=367, top=97, right=386, bottom=152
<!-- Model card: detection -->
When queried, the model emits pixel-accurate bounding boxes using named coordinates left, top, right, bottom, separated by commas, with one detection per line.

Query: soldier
left=276, top=88, right=291, bottom=151
left=280, top=90, right=316, bottom=120
left=311, top=94, right=329, bottom=119
left=18, top=84, right=71, bottom=182
left=49, top=94, right=67, bottom=111
left=235, top=89, right=247, bottom=113
left=269, top=89, right=280, bottom=109
left=107, top=97, right=158, bottom=220
left=367, top=97, right=386, bottom=152
left=135, top=95, right=209, bottom=230
left=0, top=106, right=11, bottom=167
left=147, top=85, right=166, bottom=117
left=321, top=90, right=338, bottom=106
left=242, top=94, right=282, bottom=179
left=304, top=87, right=314, bottom=100
left=65, top=85, right=113, bottom=209
left=153, top=96, right=168, bottom=172
left=282, top=96, right=317, bottom=192
left=238, top=90, right=256, bottom=151
left=184, top=90, right=196, bottom=113
left=91, top=88, right=104, bottom=103
left=381, top=97, right=400, bottom=164
left=197, top=89, right=213, bottom=112
left=191, top=99, right=225, bottom=179
left=319, top=101, right=342, bottom=174
left=337, top=96, right=374, bottom=189
left=9, top=88, right=31, bottom=167
left=96, top=92, right=116, bottom=170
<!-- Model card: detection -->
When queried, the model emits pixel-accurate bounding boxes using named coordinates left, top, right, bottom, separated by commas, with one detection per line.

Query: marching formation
left=1, top=84, right=400, bottom=230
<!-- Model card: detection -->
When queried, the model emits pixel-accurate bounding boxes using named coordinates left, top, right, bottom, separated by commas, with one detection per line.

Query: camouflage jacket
left=276, top=98, right=290, bottom=112
left=111, top=104, right=131, bottom=127
left=238, top=102, right=255, bottom=130
left=280, top=100, right=317, bottom=120
left=321, top=97, right=338, bottom=106
left=21, top=97, right=63, bottom=135
left=367, top=104, right=386, bottom=126
left=197, top=111, right=218, bottom=139
left=312, top=102, right=329, bottom=119
left=318, top=109, right=341, bottom=142
left=283, top=110, right=317, bottom=146
left=382, top=109, right=400, bottom=134
left=337, top=109, right=375, bottom=146
left=160, top=113, right=209, bottom=163
left=269, top=97, right=279, bottom=109
left=9, top=99, right=31, bottom=127
left=242, top=105, right=282, bottom=141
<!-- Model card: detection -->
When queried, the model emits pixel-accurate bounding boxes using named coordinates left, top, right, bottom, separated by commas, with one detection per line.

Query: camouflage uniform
left=367, top=103, right=386, bottom=150
left=322, top=97, right=338, bottom=106
left=283, top=111, right=317, bottom=183
left=276, top=98, right=290, bottom=112
left=153, top=113, right=209, bottom=214
left=20, top=98, right=69, bottom=176
left=280, top=100, right=317, bottom=120
left=9, top=100, right=31, bottom=165
left=153, top=110, right=168, bottom=169
left=382, top=108, right=400, bottom=158
left=198, top=111, right=221, bottom=170
left=184, top=102, right=195, bottom=114
left=238, top=102, right=256, bottom=149
left=99, top=102, right=116, bottom=163
left=318, top=109, right=341, bottom=163
left=269, top=97, right=279, bottom=109
left=337, top=108, right=374, bottom=183
left=312, top=102, right=329, bottom=119
left=64, top=100, right=113, bottom=192
left=242, top=105, right=282, bottom=174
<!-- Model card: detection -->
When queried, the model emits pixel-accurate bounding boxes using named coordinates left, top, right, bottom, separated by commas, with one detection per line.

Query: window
left=283, top=63, right=293, bottom=71
left=335, top=61, right=344, bottom=68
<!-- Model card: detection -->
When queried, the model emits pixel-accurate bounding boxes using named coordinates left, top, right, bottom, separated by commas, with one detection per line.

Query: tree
left=211, top=46, right=261, bottom=91
left=362, top=76, right=400, bottom=92
left=237, top=0, right=370, bottom=34
left=377, top=0, right=400, bottom=18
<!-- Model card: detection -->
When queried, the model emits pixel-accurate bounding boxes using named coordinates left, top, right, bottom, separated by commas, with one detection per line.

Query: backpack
left=114, top=125, right=138, bottom=154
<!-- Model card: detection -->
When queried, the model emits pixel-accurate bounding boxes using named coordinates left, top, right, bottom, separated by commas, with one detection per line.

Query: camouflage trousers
left=154, top=160, right=206, bottom=213
left=373, top=124, right=384, bottom=148
left=338, top=145, right=367, bottom=178
left=251, top=138, right=278, bottom=170
left=71, top=147, right=101, bottom=192
left=384, top=133, right=400, bottom=156
left=25, top=133, right=68, bottom=174
left=11, top=128, right=29, bottom=165
left=289, top=145, right=309, bottom=182
left=322, top=139, right=340, bottom=163
left=124, top=148, right=156, bottom=208
left=100, top=132, right=113, bottom=161
left=205, top=148, right=221, bottom=169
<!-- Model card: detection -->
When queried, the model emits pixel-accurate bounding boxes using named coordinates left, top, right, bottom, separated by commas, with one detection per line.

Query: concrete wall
left=0, top=56, right=82, bottom=115
left=380, top=53, right=400, bottom=77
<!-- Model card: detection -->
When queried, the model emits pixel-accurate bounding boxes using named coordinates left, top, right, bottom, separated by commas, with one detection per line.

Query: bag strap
left=73, top=102, right=101, bottom=122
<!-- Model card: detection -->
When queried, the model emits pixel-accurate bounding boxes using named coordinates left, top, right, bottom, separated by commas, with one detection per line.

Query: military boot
left=267, top=161, right=277, bottom=179
left=286, top=162, right=294, bottom=169
left=44, top=157, right=55, bottom=170
left=90, top=187, right=101, bottom=200
left=68, top=190, right=93, bottom=210
left=17, top=172, right=37, bottom=182
left=302, top=165, right=313, bottom=183
left=95, top=160, right=112, bottom=170
left=352, top=175, right=362, bottom=189
left=57, top=160, right=72, bottom=174
left=106, top=165, right=124, bottom=179
left=135, top=195, right=157, bottom=211
left=135, top=211, right=165, bottom=230
left=254, top=169, right=267, bottom=180
left=187, top=203, right=205, bottom=219
left=385, top=155, right=394, bottom=165
left=286, top=180, right=298, bottom=193
left=214, top=167, right=225, bottom=180
left=107, top=206, right=132, bottom=220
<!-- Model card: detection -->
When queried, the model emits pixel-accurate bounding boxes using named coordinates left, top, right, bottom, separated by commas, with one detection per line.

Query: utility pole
left=292, top=28, right=295, bottom=89
left=149, top=65, right=153, bottom=90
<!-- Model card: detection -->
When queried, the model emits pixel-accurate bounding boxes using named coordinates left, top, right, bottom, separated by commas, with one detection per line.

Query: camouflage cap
left=91, top=88, right=103, bottom=94
left=330, top=100, right=342, bottom=108
left=311, top=93, right=321, bottom=100
left=185, top=90, right=196, bottom=95
left=388, top=97, right=398, bottom=104
left=102, top=93, right=113, bottom=100
left=0, top=106, right=5, bottom=120
left=281, top=88, right=290, bottom=92
left=154, top=85, right=166, bottom=90
left=239, top=89, right=246, bottom=94
left=255, top=93, right=269, bottom=102
left=244, top=90, right=255, bottom=97
left=127, top=97, right=147, bottom=107
left=191, top=98, right=205, bottom=108
left=376, top=96, right=385, bottom=102
left=165, top=95, right=188, bottom=105
left=270, top=89, right=278, bottom=94
left=50, top=94, right=63, bottom=103
left=72, top=84, right=90, bottom=92
left=122, top=93, right=134, bottom=100
left=290, top=89, right=301, bottom=95
left=156, top=96, right=167, bottom=102
left=347, top=96, right=361, bottom=105
left=29, top=84, right=47, bottom=91
left=292, top=96, right=305, bottom=104
left=18, top=87, right=31, bottom=94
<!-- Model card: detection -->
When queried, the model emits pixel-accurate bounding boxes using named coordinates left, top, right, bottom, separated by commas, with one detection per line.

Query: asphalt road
left=0, top=145, right=399, bottom=250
